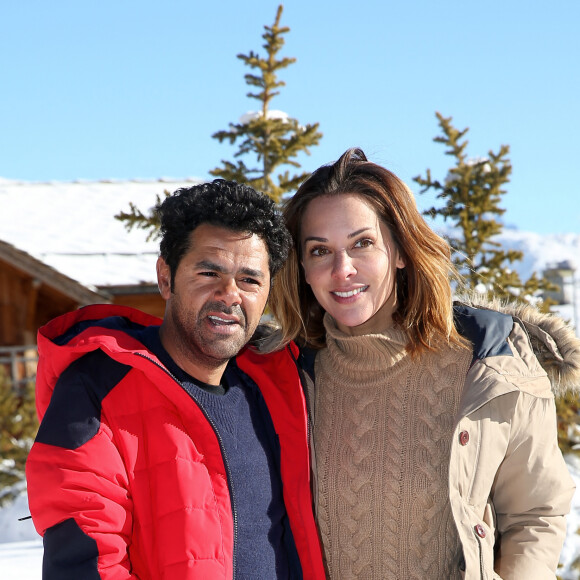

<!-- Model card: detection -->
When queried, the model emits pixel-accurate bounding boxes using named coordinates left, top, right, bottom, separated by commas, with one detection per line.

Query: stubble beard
left=172, top=300, right=252, bottom=370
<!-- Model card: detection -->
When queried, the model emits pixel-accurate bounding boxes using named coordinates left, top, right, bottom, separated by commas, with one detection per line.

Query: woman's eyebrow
left=347, top=227, right=372, bottom=239
left=303, top=227, right=373, bottom=244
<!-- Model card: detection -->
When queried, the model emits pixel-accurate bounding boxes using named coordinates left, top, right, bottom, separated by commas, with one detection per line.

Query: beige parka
left=449, top=300, right=579, bottom=579
left=290, top=300, right=580, bottom=580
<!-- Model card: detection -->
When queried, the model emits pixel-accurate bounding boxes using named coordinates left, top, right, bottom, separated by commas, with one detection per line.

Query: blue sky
left=1, top=0, right=578, bottom=234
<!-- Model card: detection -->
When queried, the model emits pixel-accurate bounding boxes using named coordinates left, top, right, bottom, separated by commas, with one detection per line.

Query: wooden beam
left=24, top=278, right=41, bottom=344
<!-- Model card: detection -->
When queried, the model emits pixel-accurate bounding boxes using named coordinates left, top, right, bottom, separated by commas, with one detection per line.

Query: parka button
left=474, top=524, right=486, bottom=538
left=459, top=430, right=470, bottom=446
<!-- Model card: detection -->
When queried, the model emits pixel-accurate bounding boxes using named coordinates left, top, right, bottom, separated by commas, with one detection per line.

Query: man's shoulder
left=36, top=349, right=133, bottom=449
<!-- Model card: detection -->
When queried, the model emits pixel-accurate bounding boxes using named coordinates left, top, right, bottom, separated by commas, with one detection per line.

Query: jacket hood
left=35, top=304, right=164, bottom=420
left=459, top=296, right=580, bottom=397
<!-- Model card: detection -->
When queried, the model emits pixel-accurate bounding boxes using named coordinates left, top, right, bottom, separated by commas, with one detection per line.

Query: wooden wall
left=0, top=259, right=79, bottom=346
left=112, top=292, right=165, bottom=320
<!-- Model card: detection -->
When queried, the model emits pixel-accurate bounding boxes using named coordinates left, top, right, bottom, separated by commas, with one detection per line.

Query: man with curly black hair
left=156, top=180, right=292, bottom=372
left=26, top=180, right=326, bottom=580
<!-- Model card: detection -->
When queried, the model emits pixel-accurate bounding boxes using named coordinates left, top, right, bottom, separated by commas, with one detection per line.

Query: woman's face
left=300, top=194, right=405, bottom=335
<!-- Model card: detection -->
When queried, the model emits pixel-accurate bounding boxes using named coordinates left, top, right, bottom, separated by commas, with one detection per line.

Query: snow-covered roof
left=0, top=177, right=202, bottom=288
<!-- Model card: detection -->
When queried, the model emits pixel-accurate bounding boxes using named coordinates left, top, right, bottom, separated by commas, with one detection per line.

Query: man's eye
left=200, top=271, right=218, bottom=277
left=241, top=278, right=260, bottom=286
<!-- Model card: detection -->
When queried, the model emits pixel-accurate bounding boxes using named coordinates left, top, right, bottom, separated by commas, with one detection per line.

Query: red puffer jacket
left=26, top=304, right=325, bottom=580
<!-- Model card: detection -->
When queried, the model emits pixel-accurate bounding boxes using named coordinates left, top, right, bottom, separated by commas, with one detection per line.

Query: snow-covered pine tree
left=116, top=5, right=322, bottom=237
left=209, top=4, right=322, bottom=203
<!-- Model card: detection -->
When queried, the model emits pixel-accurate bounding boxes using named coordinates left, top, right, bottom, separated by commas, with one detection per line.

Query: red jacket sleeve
left=26, top=350, right=136, bottom=579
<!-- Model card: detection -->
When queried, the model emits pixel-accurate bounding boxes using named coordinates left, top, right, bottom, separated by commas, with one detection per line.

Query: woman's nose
left=331, top=250, right=357, bottom=279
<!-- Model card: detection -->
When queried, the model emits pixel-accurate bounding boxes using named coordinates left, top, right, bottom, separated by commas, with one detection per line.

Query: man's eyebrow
left=196, top=259, right=226, bottom=272
left=240, top=267, right=266, bottom=280
left=303, top=227, right=372, bottom=244
left=196, top=260, right=266, bottom=280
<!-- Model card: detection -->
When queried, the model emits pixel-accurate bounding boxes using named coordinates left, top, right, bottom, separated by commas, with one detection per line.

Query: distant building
left=543, top=260, right=576, bottom=305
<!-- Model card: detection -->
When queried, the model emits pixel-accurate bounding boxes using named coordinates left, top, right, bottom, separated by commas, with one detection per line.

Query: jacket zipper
left=288, top=345, right=320, bottom=528
left=288, top=345, right=314, bottom=446
left=135, top=353, right=239, bottom=579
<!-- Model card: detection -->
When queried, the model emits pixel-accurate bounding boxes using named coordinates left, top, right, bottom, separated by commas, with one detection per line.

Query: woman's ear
left=395, top=252, right=406, bottom=270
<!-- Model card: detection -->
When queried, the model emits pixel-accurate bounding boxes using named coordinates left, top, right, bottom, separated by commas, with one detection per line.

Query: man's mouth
left=208, top=315, right=238, bottom=326
left=332, top=286, right=368, bottom=298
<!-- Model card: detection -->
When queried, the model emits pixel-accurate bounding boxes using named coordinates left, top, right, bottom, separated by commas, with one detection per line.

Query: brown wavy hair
left=268, top=147, right=466, bottom=356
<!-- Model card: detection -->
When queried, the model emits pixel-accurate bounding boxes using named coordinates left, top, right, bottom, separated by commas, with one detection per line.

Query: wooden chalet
left=0, top=177, right=199, bottom=387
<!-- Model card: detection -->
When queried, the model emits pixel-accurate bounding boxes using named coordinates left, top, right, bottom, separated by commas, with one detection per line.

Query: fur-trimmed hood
left=460, top=297, right=580, bottom=397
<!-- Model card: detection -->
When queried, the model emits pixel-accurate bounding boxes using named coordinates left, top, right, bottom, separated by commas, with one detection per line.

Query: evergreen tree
left=116, top=4, right=322, bottom=235
left=115, top=191, right=168, bottom=241
left=0, top=366, right=38, bottom=506
left=209, top=4, right=322, bottom=202
left=414, top=112, right=555, bottom=307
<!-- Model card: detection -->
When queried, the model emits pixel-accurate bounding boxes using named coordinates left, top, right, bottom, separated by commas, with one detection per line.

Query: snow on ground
left=0, top=493, right=42, bottom=579
left=0, top=491, right=37, bottom=543
left=561, top=455, right=580, bottom=579
left=0, top=541, right=43, bottom=580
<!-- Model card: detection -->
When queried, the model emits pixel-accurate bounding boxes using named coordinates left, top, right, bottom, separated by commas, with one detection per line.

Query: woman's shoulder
left=453, top=302, right=513, bottom=364
left=455, top=296, right=580, bottom=399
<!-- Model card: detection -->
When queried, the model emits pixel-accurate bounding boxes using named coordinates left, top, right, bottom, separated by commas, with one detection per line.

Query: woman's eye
left=310, top=247, right=328, bottom=257
left=354, top=238, right=373, bottom=248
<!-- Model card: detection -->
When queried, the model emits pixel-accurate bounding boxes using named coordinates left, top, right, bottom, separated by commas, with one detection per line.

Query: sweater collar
left=321, top=313, right=409, bottom=376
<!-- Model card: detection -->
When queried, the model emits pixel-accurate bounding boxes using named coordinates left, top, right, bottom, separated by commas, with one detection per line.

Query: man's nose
left=215, top=277, right=242, bottom=305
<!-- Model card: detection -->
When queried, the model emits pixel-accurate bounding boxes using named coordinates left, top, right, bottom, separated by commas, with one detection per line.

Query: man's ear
left=156, top=257, right=172, bottom=300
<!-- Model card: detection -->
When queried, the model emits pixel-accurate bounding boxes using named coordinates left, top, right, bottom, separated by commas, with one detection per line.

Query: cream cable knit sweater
left=313, top=315, right=472, bottom=579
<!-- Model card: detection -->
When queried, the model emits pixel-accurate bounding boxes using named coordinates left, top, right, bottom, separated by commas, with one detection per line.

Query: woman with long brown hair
left=269, top=147, right=578, bottom=579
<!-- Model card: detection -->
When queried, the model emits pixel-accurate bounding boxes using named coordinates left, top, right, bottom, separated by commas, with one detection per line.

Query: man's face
left=157, top=224, right=271, bottom=375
